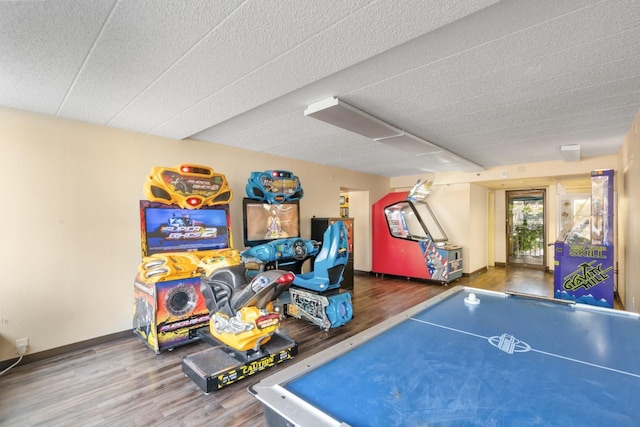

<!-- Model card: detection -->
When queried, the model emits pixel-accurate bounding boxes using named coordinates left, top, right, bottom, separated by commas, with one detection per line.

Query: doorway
left=339, top=189, right=370, bottom=273
left=506, top=190, right=546, bottom=270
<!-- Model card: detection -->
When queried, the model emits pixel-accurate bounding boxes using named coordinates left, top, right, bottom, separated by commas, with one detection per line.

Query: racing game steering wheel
left=291, top=239, right=309, bottom=260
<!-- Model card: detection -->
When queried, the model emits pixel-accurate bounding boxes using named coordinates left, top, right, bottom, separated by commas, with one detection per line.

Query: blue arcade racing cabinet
left=242, top=220, right=353, bottom=331
left=241, top=169, right=354, bottom=331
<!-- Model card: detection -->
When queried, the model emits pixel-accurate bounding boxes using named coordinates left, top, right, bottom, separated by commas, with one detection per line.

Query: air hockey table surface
left=249, top=286, right=640, bottom=426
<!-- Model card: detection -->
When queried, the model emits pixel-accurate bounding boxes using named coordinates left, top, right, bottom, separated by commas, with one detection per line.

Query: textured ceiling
left=2, top=0, right=639, bottom=177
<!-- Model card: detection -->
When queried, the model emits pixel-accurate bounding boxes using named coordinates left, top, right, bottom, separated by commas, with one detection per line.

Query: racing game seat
left=200, top=264, right=293, bottom=318
left=293, top=221, right=349, bottom=292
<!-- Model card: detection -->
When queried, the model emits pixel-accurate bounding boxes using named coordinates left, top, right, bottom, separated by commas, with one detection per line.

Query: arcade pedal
left=182, top=332, right=297, bottom=394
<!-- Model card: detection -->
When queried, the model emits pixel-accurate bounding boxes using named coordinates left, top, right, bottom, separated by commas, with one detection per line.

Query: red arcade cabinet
left=372, top=182, right=462, bottom=284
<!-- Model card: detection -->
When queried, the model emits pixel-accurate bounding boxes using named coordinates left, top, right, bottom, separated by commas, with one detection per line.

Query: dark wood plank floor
left=0, top=267, right=556, bottom=426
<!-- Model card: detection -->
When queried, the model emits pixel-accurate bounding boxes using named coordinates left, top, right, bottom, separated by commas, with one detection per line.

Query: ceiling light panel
left=305, top=97, right=485, bottom=173
left=376, top=132, right=442, bottom=156
left=560, top=144, right=581, bottom=162
left=418, top=150, right=484, bottom=172
left=304, top=97, right=402, bottom=139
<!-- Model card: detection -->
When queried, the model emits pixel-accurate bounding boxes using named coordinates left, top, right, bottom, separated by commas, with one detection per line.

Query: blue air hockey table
left=249, top=286, right=640, bottom=426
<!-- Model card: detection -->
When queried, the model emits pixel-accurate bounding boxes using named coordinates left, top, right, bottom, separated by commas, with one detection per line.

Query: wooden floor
left=0, top=267, right=557, bottom=426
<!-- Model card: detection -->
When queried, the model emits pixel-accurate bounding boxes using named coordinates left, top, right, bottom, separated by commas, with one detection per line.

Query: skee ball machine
left=134, top=164, right=235, bottom=353
left=554, top=169, right=615, bottom=307
left=372, top=179, right=463, bottom=284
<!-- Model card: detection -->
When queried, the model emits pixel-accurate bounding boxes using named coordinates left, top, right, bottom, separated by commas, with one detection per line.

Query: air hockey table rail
left=249, top=286, right=640, bottom=426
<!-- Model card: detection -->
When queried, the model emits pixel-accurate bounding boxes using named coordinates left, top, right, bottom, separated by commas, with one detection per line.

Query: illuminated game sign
left=553, top=242, right=614, bottom=307
left=246, top=170, right=303, bottom=203
left=143, top=164, right=232, bottom=209
left=407, top=178, right=433, bottom=203
left=140, top=201, right=232, bottom=257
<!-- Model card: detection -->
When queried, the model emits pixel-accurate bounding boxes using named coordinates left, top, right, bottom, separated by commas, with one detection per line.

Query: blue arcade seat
left=293, top=221, right=349, bottom=292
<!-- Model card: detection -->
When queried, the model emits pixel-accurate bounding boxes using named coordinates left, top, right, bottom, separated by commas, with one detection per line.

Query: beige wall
left=2, top=105, right=639, bottom=364
left=469, top=184, right=489, bottom=272
left=494, top=189, right=507, bottom=264
left=618, top=108, right=640, bottom=311
left=344, top=190, right=371, bottom=272
left=425, top=183, right=471, bottom=270
left=0, top=108, right=389, bottom=362
left=392, top=156, right=619, bottom=271
left=487, top=191, right=496, bottom=266
left=394, top=156, right=618, bottom=187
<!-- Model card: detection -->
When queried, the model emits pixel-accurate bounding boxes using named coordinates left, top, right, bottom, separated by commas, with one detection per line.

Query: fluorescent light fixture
left=419, top=150, right=485, bottom=172
left=304, top=96, right=484, bottom=172
left=374, top=132, right=442, bottom=156
left=560, top=144, right=581, bottom=162
left=304, top=97, right=402, bottom=139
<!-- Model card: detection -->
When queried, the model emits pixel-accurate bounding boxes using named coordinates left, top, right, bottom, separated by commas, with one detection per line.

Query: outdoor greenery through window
left=507, top=191, right=545, bottom=268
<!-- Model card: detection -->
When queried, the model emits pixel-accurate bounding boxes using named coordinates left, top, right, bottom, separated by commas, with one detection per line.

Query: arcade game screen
left=384, top=201, right=448, bottom=242
left=140, top=201, right=231, bottom=256
left=243, top=199, right=300, bottom=246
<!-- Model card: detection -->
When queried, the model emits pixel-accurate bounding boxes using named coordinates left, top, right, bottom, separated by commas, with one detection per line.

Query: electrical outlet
left=16, top=338, right=28, bottom=355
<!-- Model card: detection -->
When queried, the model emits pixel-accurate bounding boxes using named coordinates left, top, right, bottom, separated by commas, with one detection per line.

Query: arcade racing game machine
left=554, top=169, right=615, bottom=307
left=134, top=164, right=298, bottom=394
left=372, top=179, right=463, bottom=284
left=242, top=170, right=353, bottom=331
left=134, top=164, right=236, bottom=353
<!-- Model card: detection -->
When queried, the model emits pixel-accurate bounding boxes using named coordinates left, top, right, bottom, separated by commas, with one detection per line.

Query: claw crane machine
left=372, top=179, right=463, bottom=284
left=554, top=169, right=615, bottom=307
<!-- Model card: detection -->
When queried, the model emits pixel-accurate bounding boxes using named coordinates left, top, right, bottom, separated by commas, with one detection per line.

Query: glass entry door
left=507, top=190, right=546, bottom=269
